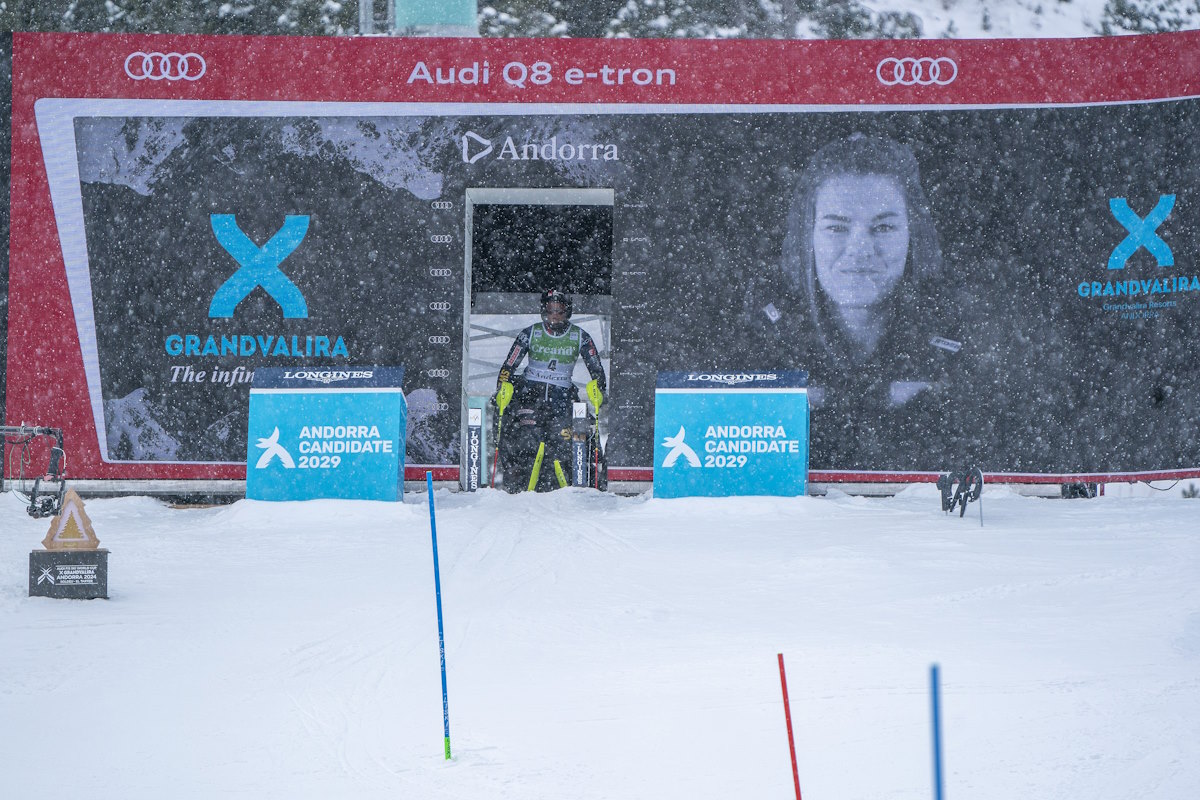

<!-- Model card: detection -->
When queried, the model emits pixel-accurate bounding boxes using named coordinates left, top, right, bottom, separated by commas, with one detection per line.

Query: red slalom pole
left=778, top=653, right=803, bottom=800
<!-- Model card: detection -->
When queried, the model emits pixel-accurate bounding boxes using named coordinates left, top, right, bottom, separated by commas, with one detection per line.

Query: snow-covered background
left=807, top=0, right=1127, bottom=38
left=2, top=484, right=1198, bottom=799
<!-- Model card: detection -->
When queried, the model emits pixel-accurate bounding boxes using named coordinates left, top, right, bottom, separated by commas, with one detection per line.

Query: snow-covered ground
left=2, top=484, right=1198, bottom=799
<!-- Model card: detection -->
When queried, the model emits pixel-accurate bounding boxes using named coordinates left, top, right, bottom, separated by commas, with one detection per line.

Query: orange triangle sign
left=42, top=490, right=100, bottom=551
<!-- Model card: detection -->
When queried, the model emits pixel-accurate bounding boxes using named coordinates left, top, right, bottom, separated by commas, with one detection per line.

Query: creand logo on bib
left=538, top=342, right=578, bottom=357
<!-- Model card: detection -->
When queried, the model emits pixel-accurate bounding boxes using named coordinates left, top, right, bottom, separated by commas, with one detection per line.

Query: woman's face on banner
left=812, top=174, right=910, bottom=309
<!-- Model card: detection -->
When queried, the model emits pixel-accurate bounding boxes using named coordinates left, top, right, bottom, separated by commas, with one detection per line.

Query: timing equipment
left=1, top=425, right=69, bottom=518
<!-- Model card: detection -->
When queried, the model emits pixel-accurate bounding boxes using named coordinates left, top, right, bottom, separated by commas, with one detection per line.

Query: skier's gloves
left=496, top=381, right=514, bottom=416
left=586, top=380, right=604, bottom=413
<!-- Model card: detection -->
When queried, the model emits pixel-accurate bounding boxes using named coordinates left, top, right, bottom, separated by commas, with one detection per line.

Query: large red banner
left=7, top=31, right=1200, bottom=485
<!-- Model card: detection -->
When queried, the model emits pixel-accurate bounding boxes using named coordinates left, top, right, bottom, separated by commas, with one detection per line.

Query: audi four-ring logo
left=876, top=57, right=957, bottom=86
left=124, top=52, right=207, bottom=81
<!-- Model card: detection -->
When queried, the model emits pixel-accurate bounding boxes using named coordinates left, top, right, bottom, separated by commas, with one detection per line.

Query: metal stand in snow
left=937, top=467, right=984, bottom=527
left=1, top=425, right=68, bottom=518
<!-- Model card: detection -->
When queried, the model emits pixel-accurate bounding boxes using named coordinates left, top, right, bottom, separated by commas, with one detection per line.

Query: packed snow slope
left=2, top=485, right=1198, bottom=799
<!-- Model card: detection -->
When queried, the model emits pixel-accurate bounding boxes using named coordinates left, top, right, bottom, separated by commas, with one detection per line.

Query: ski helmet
left=540, top=289, right=572, bottom=333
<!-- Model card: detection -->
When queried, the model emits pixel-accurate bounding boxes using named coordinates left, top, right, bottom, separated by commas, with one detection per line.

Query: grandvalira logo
left=461, top=130, right=619, bottom=163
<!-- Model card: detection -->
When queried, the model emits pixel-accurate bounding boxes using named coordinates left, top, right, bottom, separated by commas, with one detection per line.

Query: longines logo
left=282, top=370, right=374, bottom=383
left=685, top=373, right=778, bottom=385
left=461, top=131, right=619, bottom=164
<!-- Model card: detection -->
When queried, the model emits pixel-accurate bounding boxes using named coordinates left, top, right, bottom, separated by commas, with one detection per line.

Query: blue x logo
left=1107, top=195, right=1174, bottom=271
left=209, top=215, right=310, bottom=318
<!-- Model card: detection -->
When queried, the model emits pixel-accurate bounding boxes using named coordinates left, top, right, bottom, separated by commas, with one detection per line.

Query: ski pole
left=490, top=382, right=513, bottom=488
left=527, top=442, right=546, bottom=491
left=592, top=416, right=600, bottom=489
left=587, top=380, right=604, bottom=489
left=931, top=663, right=944, bottom=800
left=426, top=472, right=452, bottom=760
left=777, top=654, right=803, bottom=800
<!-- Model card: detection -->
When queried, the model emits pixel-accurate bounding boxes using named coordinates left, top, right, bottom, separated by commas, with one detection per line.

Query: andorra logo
left=462, top=131, right=494, bottom=164
left=461, top=129, right=618, bottom=164
left=661, top=426, right=701, bottom=468
left=255, top=428, right=295, bottom=469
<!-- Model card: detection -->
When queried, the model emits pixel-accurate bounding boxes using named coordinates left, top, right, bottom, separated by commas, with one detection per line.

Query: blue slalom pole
left=930, top=664, right=944, bottom=800
left=427, top=471, right=452, bottom=760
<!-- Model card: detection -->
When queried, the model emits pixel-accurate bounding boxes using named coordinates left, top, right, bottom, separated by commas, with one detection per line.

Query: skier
left=494, top=289, right=607, bottom=492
